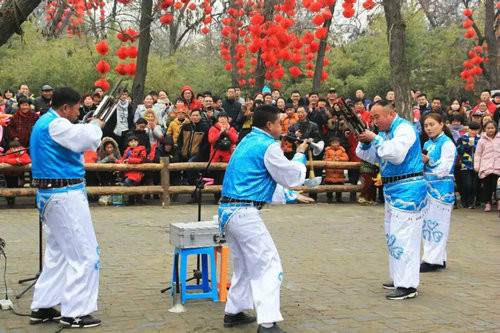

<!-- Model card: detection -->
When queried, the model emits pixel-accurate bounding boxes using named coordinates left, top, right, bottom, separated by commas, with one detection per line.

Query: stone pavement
left=0, top=200, right=499, bottom=333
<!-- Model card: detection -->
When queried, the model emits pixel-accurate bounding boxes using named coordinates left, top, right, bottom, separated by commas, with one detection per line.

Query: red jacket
left=472, top=100, right=496, bottom=116
left=8, top=110, right=39, bottom=147
left=208, top=123, right=238, bottom=163
left=180, top=85, right=202, bottom=112
left=119, top=145, right=147, bottom=183
left=0, top=146, right=30, bottom=176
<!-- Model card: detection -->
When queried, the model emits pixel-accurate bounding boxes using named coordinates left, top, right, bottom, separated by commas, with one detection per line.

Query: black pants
left=480, top=174, right=499, bottom=204
left=459, top=170, right=478, bottom=207
left=348, top=169, right=360, bottom=201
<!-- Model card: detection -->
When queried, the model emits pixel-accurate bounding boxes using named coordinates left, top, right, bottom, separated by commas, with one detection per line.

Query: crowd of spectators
left=0, top=83, right=499, bottom=210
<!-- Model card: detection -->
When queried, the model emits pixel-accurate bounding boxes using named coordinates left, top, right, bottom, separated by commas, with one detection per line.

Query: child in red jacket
left=119, top=135, right=147, bottom=186
left=323, top=136, right=349, bottom=202
left=0, top=139, right=31, bottom=207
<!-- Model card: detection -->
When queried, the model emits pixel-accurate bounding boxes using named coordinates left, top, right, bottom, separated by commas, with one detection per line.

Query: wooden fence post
left=160, top=157, right=170, bottom=208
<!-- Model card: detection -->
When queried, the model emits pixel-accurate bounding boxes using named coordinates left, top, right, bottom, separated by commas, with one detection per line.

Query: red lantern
left=289, top=66, right=302, bottom=77
left=315, top=27, right=328, bottom=39
left=188, top=3, right=196, bottom=10
left=463, top=8, right=473, bottom=17
left=161, top=0, right=174, bottom=9
left=127, top=46, right=138, bottom=58
left=95, top=59, right=110, bottom=74
left=95, top=40, right=109, bottom=55
left=201, top=26, right=210, bottom=34
left=116, top=46, right=129, bottom=59
left=312, top=14, right=325, bottom=26
left=362, top=0, right=375, bottom=10
left=224, top=62, right=232, bottom=71
left=464, top=28, right=476, bottom=39
left=174, top=2, right=183, bottom=9
left=238, top=79, right=246, bottom=86
left=463, top=19, right=473, bottom=29
left=160, top=13, right=174, bottom=25
left=248, top=77, right=256, bottom=85
left=115, top=64, right=128, bottom=75
left=126, top=63, right=137, bottom=76
left=272, top=81, right=282, bottom=89
left=320, top=71, right=328, bottom=81
left=94, top=78, right=110, bottom=92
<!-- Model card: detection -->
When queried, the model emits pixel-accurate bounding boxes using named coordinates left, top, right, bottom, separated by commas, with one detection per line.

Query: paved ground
left=0, top=197, right=499, bottom=333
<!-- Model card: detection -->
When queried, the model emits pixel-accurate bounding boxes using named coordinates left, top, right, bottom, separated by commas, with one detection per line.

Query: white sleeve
left=49, top=118, right=102, bottom=153
left=374, top=123, right=416, bottom=165
left=264, top=142, right=307, bottom=187
left=271, top=184, right=299, bottom=204
left=429, top=141, right=456, bottom=178
left=355, top=142, right=378, bottom=164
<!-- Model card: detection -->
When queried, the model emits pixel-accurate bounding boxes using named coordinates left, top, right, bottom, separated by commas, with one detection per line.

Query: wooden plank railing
left=0, top=159, right=362, bottom=207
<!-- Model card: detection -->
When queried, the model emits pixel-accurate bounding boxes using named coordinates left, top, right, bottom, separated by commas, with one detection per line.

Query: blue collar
left=431, top=132, right=445, bottom=142
left=386, top=115, right=400, bottom=134
left=251, top=127, right=276, bottom=140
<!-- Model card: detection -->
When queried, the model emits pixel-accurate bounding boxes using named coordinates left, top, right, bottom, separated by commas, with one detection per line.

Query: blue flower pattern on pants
left=422, top=220, right=443, bottom=243
left=386, top=234, right=404, bottom=260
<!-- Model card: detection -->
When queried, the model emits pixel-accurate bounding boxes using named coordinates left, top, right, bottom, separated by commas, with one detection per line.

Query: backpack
left=215, top=133, right=232, bottom=151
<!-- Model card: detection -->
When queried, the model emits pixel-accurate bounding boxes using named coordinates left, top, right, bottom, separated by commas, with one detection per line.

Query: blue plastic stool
left=171, top=247, right=219, bottom=304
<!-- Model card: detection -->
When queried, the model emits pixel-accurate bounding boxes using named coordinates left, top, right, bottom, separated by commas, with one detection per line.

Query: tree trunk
left=0, top=0, right=42, bottom=47
left=254, top=0, right=276, bottom=94
left=483, top=0, right=499, bottom=88
left=132, top=0, right=153, bottom=110
left=312, top=3, right=337, bottom=92
left=383, top=0, right=412, bottom=120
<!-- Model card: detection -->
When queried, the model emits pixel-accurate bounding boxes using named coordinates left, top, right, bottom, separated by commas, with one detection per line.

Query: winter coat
left=167, top=118, right=189, bottom=144
left=97, top=137, right=121, bottom=163
left=179, top=85, right=202, bottom=112
left=280, top=113, right=298, bottom=153
left=207, top=123, right=238, bottom=163
left=8, top=110, right=39, bottom=147
left=119, top=145, right=147, bottom=183
left=323, top=146, right=349, bottom=183
left=177, top=120, right=209, bottom=161
left=121, top=129, right=151, bottom=155
left=456, top=134, right=480, bottom=171
left=221, top=98, right=242, bottom=126
left=473, top=132, right=500, bottom=179
left=0, top=146, right=30, bottom=176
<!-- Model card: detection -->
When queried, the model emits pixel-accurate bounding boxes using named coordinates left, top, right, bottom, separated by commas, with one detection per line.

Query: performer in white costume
left=29, top=87, right=104, bottom=328
left=219, top=104, right=309, bottom=333
left=356, top=100, right=426, bottom=300
left=420, top=113, right=457, bottom=272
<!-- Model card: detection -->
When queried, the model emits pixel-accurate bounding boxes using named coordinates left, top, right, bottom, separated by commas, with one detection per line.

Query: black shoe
left=223, top=312, right=257, bottom=327
left=257, top=323, right=286, bottom=333
left=60, top=315, right=101, bottom=328
left=30, top=307, right=61, bottom=324
left=420, top=262, right=445, bottom=272
left=382, top=281, right=395, bottom=290
left=386, top=287, right=418, bottom=300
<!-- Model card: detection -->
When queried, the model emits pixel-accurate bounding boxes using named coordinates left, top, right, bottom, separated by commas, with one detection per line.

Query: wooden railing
left=0, top=158, right=362, bottom=207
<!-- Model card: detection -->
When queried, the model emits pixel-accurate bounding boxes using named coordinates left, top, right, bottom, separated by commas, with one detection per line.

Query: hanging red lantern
left=188, top=3, right=196, bottom=10
left=126, top=63, right=137, bottom=76
left=463, top=19, right=473, bottom=29
left=464, top=28, right=476, bottom=39
left=115, top=64, right=128, bottom=75
left=312, top=14, right=325, bottom=26
left=224, top=62, right=232, bottom=71
left=315, top=27, right=328, bottom=39
left=463, top=8, right=473, bottom=17
left=95, top=59, right=110, bottom=74
left=160, top=13, right=174, bottom=25
left=201, top=26, right=210, bottom=34
left=272, top=81, right=282, bottom=89
left=116, top=46, right=129, bottom=59
left=95, top=40, right=109, bottom=55
left=248, top=77, right=256, bottom=86
left=161, top=0, right=174, bottom=9
left=127, top=46, right=138, bottom=58
left=94, top=78, right=110, bottom=92
left=174, top=2, right=183, bottom=9
left=320, top=71, right=328, bottom=81
left=289, top=66, right=302, bottom=77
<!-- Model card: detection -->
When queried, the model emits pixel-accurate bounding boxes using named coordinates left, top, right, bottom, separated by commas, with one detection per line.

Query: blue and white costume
left=218, top=127, right=306, bottom=325
left=421, top=133, right=456, bottom=266
left=30, top=109, right=102, bottom=318
left=356, top=115, right=426, bottom=289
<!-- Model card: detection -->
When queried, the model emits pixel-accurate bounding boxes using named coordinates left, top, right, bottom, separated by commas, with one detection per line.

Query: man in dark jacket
left=177, top=110, right=209, bottom=163
left=33, top=85, right=53, bottom=115
left=221, top=87, right=242, bottom=128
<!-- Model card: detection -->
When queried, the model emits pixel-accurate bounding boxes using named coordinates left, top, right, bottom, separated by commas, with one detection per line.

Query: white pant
left=422, top=196, right=452, bottom=265
left=31, top=186, right=100, bottom=318
left=384, top=203, right=424, bottom=289
left=224, top=207, right=283, bottom=325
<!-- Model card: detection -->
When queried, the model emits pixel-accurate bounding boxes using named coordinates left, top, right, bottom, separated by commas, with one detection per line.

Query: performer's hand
left=296, top=191, right=315, bottom=204
left=296, top=140, right=310, bottom=154
left=90, top=119, right=105, bottom=128
left=357, top=130, right=376, bottom=143
left=422, top=153, right=429, bottom=164
left=295, top=130, right=302, bottom=138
